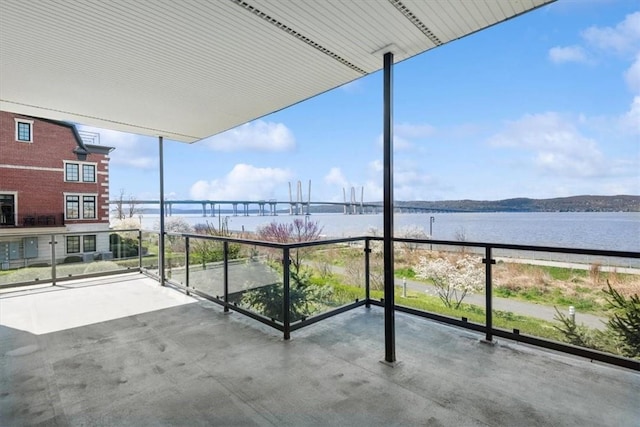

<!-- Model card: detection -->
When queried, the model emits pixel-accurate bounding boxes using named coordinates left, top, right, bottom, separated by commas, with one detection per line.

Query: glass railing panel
left=491, top=248, right=639, bottom=359
left=394, top=241, right=487, bottom=326
left=140, top=231, right=159, bottom=275
left=230, top=243, right=284, bottom=322
left=182, top=235, right=227, bottom=296
left=0, top=232, right=54, bottom=286
left=55, top=230, right=133, bottom=279
left=287, top=241, right=366, bottom=321
left=164, top=234, right=187, bottom=283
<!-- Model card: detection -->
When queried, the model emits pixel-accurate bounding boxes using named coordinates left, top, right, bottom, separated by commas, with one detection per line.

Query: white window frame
left=64, top=193, right=98, bottom=220
left=15, top=119, right=34, bottom=143
left=83, top=235, right=97, bottom=253
left=64, top=161, right=97, bottom=183
left=0, top=191, right=18, bottom=226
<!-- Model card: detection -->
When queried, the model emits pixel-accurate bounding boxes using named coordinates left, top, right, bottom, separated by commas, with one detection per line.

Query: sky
left=79, top=0, right=640, bottom=204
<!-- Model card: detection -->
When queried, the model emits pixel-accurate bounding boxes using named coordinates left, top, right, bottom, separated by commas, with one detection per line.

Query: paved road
left=310, top=261, right=608, bottom=330
left=395, top=276, right=607, bottom=330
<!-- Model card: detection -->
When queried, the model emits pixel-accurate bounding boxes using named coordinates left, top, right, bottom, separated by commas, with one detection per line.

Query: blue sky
left=79, top=0, right=640, bottom=203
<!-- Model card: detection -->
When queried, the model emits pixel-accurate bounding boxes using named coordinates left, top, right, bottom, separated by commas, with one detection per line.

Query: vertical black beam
left=158, top=136, right=166, bottom=286
left=138, top=230, right=143, bottom=270
left=383, top=51, right=396, bottom=363
left=223, top=241, right=229, bottom=312
left=364, top=238, right=371, bottom=308
left=483, top=246, right=495, bottom=341
left=50, top=234, right=57, bottom=285
left=185, top=237, right=190, bottom=296
left=283, top=247, right=291, bottom=340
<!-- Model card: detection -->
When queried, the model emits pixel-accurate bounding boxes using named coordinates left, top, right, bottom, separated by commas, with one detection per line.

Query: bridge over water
left=109, top=200, right=460, bottom=216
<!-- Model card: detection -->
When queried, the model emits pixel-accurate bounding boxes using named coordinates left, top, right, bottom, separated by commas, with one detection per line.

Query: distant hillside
left=393, top=195, right=640, bottom=213
left=309, top=195, right=639, bottom=213
left=141, top=195, right=639, bottom=215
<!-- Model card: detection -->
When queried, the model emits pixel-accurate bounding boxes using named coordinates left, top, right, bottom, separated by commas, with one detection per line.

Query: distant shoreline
left=131, top=195, right=640, bottom=215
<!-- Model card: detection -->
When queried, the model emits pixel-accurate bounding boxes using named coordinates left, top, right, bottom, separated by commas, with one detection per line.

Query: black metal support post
left=223, top=241, right=229, bottom=312
left=365, top=238, right=371, bottom=308
left=158, top=136, right=166, bottom=286
left=50, top=234, right=56, bottom=285
left=383, top=51, right=395, bottom=363
left=283, top=247, right=291, bottom=340
left=138, top=230, right=143, bottom=270
left=483, top=246, right=496, bottom=341
left=185, top=237, right=190, bottom=296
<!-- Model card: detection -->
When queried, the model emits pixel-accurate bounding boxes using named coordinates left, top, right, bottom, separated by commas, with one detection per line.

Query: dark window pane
left=83, top=196, right=96, bottom=219
left=66, top=196, right=79, bottom=219
left=83, top=235, right=96, bottom=252
left=17, top=122, right=31, bottom=141
left=82, top=164, right=95, bottom=182
left=66, top=164, right=79, bottom=181
left=67, top=236, right=80, bottom=253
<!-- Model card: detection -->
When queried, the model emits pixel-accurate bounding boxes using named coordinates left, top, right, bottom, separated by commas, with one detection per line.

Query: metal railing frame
left=0, top=228, right=141, bottom=289
left=2, top=228, right=638, bottom=370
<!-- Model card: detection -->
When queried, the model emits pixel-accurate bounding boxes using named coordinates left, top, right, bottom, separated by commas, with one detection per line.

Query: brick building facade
left=0, top=111, right=114, bottom=267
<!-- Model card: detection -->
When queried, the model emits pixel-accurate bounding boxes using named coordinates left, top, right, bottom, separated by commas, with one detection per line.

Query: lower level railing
left=1, top=228, right=638, bottom=370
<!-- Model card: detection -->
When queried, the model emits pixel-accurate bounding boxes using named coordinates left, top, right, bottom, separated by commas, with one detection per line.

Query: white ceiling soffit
left=0, top=0, right=554, bottom=143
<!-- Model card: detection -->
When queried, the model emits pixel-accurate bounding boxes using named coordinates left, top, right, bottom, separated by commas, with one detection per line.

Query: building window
left=67, top=236, right=80, bottom=254
left=82, top=164, right=96, bottom=182
left=83, top=196, right=96, bottom=219
left=83, top=235, right=96, bottom=252
left=15, top=120, right=33, bottom=142
left=66, top=196, right=80, bottom=219
left=0, top=194, right=16, bottom=226
left=65, top=193, right=98, bottom=220
left=64, top=162, right=96, bottom=183
left=66, top=163, right=79, bottom=181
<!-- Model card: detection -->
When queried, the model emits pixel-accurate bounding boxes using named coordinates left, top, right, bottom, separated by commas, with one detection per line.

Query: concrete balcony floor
left=1, top=273, right=638, bottom=426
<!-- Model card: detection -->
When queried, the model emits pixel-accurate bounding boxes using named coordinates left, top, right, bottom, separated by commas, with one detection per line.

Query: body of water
left=137, top=211, right=640, bottom=253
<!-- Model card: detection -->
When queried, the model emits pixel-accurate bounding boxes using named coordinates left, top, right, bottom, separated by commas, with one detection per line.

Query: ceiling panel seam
left=229, top=0, right=367, bottom=75
left=388, top=0, right=442, bottom=46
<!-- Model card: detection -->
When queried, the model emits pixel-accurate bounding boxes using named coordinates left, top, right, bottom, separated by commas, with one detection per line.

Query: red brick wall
left=0, top=111, right=110, bottom=224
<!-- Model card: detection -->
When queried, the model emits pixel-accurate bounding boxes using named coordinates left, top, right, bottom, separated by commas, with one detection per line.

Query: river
left=138, top=211, right=640, bottom=253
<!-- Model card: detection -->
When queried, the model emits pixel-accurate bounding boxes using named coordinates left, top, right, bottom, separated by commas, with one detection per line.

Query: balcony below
left=1, top=273, right=638, bottom=426
left=0, top=212, right=65, bottom=229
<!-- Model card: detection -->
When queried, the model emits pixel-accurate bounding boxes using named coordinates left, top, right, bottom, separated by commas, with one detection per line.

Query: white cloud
left=189, top=164, right=292, bottom=200
left=625, top=53, right=640, bottom=93
left=201, top=120, right=295, bottom=152
left=340, top=80, right=363, bottom=93
left=375, top=122, right=436, bottom=151
left=376, top=134, right=413, bottom=150
left=394, top=166, right=436, bottom=200
left=77, top=125, right=156, bottom=169
left=395, top=123, right=436, bottom=139
left=369, top=160, right=383, bottom=173
left=324, top=167, right=349, bottom=187
left=548, top=45, right=589, bottom=64
left=488, top=112, right=608, bottom=177
left=582, top=11, right=640, bottom=54
left=620, top=95, right=640, bottom=134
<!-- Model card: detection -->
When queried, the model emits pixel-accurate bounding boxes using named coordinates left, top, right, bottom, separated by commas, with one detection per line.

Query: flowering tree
left=415, top=255, right=484, bottom=309
left=256, top=218, right=323, bottom=273
left=242, top=218, right=326, bottom=321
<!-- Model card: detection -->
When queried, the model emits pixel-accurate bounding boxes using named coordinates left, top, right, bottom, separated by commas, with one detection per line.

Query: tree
left=242, top=218, right=327, bottom=321
left=127, top=195, right=140, bottom=218
left=190, top=221, right=240, bottom=268
left=604, top=282, right=640, bottom=358
left=553, top=282, right=639, bottom=359
left=256, top=218, right=323, bottom=273
left=415, top=255, right=484, bottom=309
left=112, top=189, right=140, bottom=220
left=112, top=188, right=126, bottom=220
